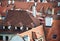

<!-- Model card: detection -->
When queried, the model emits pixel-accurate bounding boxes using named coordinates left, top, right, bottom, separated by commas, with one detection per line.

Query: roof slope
left=4, top=10, right=40, bottom=28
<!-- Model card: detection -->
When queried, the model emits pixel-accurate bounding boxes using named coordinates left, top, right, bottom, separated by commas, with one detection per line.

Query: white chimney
left=35, top=2, right=37, bottom=6
left=12, top=0, right=15, bottom=4
left=52, top=8, right=54, bottom=15
left=32, top=6, right=36, bottom=17
left=27, top=0, right=30, bottom=2
left=32, top=2, right=37, bottom=17
left=8, top=0, right=11, bottom=5
left=42, top=0, right=47, bottom=3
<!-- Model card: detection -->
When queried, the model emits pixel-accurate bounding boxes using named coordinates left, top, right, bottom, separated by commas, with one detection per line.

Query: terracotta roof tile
left=36, top=3, right=53, bottom=12
left=14, top=2, right=34, bottom=10
left=4, top=10, right=40, bottom=28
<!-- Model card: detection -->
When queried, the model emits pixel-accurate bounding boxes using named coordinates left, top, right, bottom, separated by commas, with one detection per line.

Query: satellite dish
left=10, top=35, right=24, bottom=41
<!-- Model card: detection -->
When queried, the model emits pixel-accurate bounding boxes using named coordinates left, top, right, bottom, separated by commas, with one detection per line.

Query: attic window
left=5, top=26, right=8, bottom=30
left=52, top=34, right=57, bottom=39
left=17, top=27, right=20, bottom=31
left=8, top=26, right=11, bottom=29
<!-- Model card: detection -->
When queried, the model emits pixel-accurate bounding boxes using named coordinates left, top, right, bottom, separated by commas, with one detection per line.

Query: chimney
left=42, top=0, right=47, bottom=3
left=12, top=0, right=15, bottom=5
left=32, top=1, right=37, bottom=17
left=8, top=0, right=11, bottom=5
left=27, top=0, right=30, bottom=2
left=47, top=15, right=60, bottom=41
left=32, top=5, right=36, bottom=17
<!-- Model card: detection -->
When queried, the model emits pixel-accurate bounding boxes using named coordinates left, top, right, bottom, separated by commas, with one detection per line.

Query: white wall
left=45, top=17, right=53, bottom=26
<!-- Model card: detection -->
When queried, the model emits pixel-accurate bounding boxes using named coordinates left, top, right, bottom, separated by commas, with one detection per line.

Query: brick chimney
left=47, top=15, right=60, bottom=41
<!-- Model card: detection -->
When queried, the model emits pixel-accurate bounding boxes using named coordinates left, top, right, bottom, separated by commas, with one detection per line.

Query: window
left=52, top=34, right=57, bottom=39
left=2, top=16, right=5, bottom=20
left=0, top=36, right=3, bottom=40
left=17, top=27, right=20, bottom=31
left=40, top=0, right=43, bottom=2
left=8, top=26, right=11, bottom=29
left=6, top=36, right=8, bottom=41
left=58, top=2, right=60, bottom=6
left=0, top=25, right=3, bottom=29
left=57, top=10, right=60, bottom=15
left=5, top=26, right=8, bottom=30
left=45, top=17, right=53, bottom=27
left=15, top=26, right=17, bottom=30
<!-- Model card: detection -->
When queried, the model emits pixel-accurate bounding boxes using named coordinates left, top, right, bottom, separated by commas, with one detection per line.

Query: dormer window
left=3, top=26, right=5, bottom=29
left=15, top=26, right=17, bottom=30
left=20, top=26, right=23, bottom=30
left=5, top=26, right=8, bottom=30
left=8, top=26, right=11, bottom=29
left=26, top=27, right=29, bottom=30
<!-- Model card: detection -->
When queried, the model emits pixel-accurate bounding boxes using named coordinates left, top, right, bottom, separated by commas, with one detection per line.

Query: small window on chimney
left=52, top=34, right=57, bottom=39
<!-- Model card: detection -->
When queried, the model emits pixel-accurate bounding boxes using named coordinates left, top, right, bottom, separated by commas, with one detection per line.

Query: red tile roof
left=14, top=2, right=34, bottom=10
left=0, top=6, right=7, bottom=16
left=3, top=10, right=40, bottom=28
left=36, top=3, right=53, bottom=12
